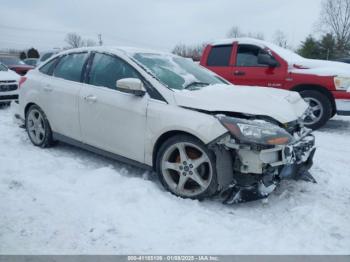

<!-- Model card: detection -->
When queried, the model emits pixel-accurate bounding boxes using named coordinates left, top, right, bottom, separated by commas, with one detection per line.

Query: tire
left=156, top=134, right=218, bottom=200
left=300, top=90, right=332, bottom=130
left=25, top=105, right=54, bottom=148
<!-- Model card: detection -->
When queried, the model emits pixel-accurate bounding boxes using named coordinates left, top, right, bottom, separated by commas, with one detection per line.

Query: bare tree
left=320, top=0, right=350, bottom=52
left=65, top=33, right=83, bottom=48
left=273, top=30, right=288, bottom=48
left=227, top=26, right=264, bottom=40
left=172, top=43, right=206, bottom=61
left=83, top=39, right=97, bottom=47
left=247, top=32, right=265, bottom=40
left=227, top=26, right=244, bottom=38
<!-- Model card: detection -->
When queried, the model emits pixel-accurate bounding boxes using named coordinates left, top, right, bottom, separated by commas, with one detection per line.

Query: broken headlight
left=218, top=116, right=294, bottom=146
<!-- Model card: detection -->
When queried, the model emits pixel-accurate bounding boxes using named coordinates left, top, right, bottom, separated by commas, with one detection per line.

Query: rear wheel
left=300, top=90, right=332, bottom=130
left=25, top=105, right=54, bottom=148
left=156, top=135, right=218, bottom=200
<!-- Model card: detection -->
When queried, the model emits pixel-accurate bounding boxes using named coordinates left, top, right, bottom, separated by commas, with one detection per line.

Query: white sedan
left=0, top=62, right=20, bottom=106
left=16, top=47, right=316, bottom=203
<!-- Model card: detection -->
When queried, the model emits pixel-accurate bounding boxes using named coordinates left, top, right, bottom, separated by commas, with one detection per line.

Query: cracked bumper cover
left=213, top=131, right=316, bottom=203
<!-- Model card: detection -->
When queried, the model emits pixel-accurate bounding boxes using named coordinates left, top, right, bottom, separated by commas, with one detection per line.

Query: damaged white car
left=16, top=47, right=316, bottom=203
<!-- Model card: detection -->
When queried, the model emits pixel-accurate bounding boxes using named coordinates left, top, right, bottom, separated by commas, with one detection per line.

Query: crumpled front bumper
left=223, top=132, right=317, bottom=204
left=279, top=134, right=316, bottom=182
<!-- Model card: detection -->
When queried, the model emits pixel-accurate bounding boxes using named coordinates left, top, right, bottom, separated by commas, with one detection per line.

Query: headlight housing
left=334, top=77, right=350, bottom=91
left=218, top=116, right=294, bottom=146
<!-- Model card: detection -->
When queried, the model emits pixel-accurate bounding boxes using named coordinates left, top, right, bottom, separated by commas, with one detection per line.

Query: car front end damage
left=210, top=115, right=316, bottom=204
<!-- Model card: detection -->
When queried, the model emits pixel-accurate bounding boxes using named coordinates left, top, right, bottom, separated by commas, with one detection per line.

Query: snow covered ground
left=0, top=105, right=349, bottom=255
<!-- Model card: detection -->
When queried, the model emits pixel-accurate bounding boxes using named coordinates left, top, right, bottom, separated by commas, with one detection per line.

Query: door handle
left=233, top=70, right=246, bottom=76
left=43, top=84, right=53, bottom=92
left=84, top=95, right=97, bottom=103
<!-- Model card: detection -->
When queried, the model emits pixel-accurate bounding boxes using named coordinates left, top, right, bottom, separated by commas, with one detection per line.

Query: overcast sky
left=0, top=0, right=323, bottom=52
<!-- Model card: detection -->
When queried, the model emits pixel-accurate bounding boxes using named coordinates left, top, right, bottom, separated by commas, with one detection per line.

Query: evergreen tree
left=298, top=35, right=322, bottom=59
left=27, top=48, right=40, bottom=58
left=319, top=33, right=336, bottom=60
left=19, top=51, right=27, bottom=60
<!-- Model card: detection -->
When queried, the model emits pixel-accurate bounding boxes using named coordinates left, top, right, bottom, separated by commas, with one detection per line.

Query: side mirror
left=116, top=78, right=146, bottom=97
left=257, top=54, right=278, bottom=67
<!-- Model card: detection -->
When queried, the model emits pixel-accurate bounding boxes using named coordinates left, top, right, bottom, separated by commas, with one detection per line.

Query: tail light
left=18, top=76, right=27, bottom=88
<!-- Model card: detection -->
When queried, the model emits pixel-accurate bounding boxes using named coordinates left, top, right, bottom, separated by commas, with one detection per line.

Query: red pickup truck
left=200, top=38, right=350, bottom=129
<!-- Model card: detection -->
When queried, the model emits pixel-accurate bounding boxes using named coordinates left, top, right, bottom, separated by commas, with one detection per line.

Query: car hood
left=174, top=84, right=308, bottom=124
left=289, top=58, right=350, bottom=77
left=0, top=70, right=19, bottom=81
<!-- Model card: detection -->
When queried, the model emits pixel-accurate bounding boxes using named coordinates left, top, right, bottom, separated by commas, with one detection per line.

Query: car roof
left=56, top=46, right=173, bottom=58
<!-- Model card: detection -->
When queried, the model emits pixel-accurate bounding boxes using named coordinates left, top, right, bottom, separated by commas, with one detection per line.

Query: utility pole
left=98, top=34, right=103, bottom=46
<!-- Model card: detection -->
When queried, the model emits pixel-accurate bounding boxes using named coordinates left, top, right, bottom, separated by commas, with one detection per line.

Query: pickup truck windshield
left=133, top=53, right=227, bottom=90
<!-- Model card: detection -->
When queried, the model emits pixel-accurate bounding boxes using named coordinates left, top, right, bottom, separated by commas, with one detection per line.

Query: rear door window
left=53, top=53, right=89, bottom=82
left=207, top=45, right=233, bottom=67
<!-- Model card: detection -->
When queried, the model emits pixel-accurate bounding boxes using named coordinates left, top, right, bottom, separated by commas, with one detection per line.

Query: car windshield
left=132, top=53, right=227, bottom=90
left=0, top=63, right=8, bottom=71
left=0, top=56, right=25, bottom=65
left=24, top=59, right=37, bottom=66
left=40, top=52, right=54, bottom=62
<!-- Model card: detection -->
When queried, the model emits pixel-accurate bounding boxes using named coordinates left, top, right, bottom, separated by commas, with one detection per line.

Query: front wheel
left=156, top=135, right=218, bottom=200
left=300, top=90, right=332, bottom=130
left=25, top=105, right=54, bottom=148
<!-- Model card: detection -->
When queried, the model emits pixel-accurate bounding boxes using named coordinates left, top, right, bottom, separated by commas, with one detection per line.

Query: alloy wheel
left=302, top=97, right=324, bottom=126
left=160, top=142, right=213, bottom=198
left=27, top=109, right=46, bottom=145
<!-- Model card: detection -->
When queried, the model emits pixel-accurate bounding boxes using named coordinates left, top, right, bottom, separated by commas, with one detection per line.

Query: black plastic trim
left=0, top=95, right=18, bottom=101
left=52, top=132, right=153, bottom=171
left=337, top=110, right=350, bottom=116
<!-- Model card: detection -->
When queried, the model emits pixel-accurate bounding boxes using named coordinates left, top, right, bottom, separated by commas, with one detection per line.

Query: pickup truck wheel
left=156, top=135, right=218, bottom=200
left=25, top=105, right=54, bottom=148
left=300, top=90, right=332, bottom=130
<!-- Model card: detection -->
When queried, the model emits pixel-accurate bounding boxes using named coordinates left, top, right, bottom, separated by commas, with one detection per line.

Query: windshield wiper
left=184, top=81, right=210, bottom=90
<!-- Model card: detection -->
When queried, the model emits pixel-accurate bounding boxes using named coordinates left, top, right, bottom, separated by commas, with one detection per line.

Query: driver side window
left=236, top=44, right=276, bottom=67
left=88, top=53, right=140, bottom=90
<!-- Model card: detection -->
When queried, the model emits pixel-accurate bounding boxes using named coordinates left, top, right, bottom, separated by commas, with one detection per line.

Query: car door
left=43, top=52, right=89, bottom=140
left=79, top=52, right=148, bottom=163
left=232, top=44, right=286, bottom=88
left=203, top=45, right=235, bottom=83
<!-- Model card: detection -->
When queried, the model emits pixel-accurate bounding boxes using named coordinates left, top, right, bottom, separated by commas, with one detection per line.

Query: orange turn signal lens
left=267, top=137, right=290, bottom=145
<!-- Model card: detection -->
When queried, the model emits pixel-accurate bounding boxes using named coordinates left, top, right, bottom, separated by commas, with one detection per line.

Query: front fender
left=145, top=100, right=227, bottom=166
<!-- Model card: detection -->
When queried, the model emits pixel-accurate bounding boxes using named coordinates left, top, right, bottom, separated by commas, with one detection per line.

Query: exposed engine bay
left=210, top=114, right=316, bottom=204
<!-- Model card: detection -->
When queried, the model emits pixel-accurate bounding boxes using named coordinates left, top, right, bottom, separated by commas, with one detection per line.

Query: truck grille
left=0, top=81, right=18, bottom=92
left=0, top=95, right=18, bottom=101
